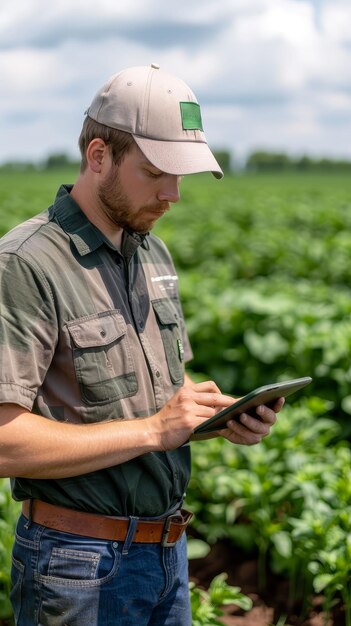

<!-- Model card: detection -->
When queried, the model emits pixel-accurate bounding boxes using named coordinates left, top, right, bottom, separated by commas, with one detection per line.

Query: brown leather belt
left=22, top=499, right=193, bottom=547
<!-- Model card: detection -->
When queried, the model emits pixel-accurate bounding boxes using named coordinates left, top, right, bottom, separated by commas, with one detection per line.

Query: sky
left=1, top=0, right=351, bottom=166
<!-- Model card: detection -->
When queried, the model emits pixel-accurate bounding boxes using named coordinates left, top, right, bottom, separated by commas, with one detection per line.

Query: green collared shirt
left=0, top=185, right=193, bottom=516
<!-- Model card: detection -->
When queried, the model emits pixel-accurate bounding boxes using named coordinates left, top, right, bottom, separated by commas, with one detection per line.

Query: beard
left=97, top=165, right=169, bottom=234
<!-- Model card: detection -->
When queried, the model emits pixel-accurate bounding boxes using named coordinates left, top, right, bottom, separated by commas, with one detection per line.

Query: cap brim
left=133, top=136, right=224, bottom=179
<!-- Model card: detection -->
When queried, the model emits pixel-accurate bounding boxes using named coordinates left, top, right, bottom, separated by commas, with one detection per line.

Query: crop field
left=1, top=168, right=351, bottom=624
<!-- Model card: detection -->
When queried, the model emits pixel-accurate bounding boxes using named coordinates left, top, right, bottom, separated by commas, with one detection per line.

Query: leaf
left=187, top=539, right=211, bottom=560
left=244, top=330, right=289, bottom=363
left=341, top=396, right=351, bottom=415
left=208, top=573, right=253, bottom=611
left=313, top=574, right=335, bottom=593
left=271, top=531, right=292, bottom=559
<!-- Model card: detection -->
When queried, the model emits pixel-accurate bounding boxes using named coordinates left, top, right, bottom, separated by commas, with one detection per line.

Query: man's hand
left=184, top=375, right=285, bottom=445
left=219, top=397, right=285, bottom=445
left=152, top=376, right=284, bottom=450
left=151, top=380, right=234, bottom=451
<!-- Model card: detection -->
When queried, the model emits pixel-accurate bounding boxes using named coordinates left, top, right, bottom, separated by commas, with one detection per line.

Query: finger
left=192, top=380, right=222, bottom=394
left=254, top=404, right=278, bottom=424
left=222, top=421, right=264, bottom=445
left=194, top=406, right=219, bottom=420
left=271, top=397, right=285, bottom=412
left=238, top=412, right=272, bottom=435
left=193, top=392, right=234, bottom=409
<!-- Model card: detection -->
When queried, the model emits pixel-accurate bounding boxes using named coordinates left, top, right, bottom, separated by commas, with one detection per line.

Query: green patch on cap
left=180, top=102, right=203, bottom=131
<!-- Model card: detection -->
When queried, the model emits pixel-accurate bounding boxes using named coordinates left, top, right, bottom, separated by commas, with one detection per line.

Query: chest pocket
left=67, top=310, right=138, bottom=405
left=152, top=299, right=184, bottom=385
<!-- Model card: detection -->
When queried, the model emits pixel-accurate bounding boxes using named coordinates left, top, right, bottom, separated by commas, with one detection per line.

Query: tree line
left=1, top=150, right=351, bottom=173
left=245, top=151, right=351, bottom=173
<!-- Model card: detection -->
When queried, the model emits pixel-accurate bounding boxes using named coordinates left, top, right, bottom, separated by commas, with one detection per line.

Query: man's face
left=97, top=144, right=182, bottom=234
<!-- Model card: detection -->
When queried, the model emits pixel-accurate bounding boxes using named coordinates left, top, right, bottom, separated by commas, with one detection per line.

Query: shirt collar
left=50, top=184, right=149, bottom=257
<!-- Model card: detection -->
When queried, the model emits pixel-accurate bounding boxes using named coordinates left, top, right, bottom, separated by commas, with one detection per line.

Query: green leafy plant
left=0, top=479, right=20, bottom=620
left=187, top=398, right=351, bottom=617
left=190, top=573, right=252, bottom=626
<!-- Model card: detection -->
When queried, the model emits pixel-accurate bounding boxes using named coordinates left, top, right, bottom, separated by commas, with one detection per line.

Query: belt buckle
left=161, top=513, right=182, bottom=548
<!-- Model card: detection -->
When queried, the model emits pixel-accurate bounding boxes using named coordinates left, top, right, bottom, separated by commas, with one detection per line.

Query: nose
left=157, top=175, right=181, bottom=204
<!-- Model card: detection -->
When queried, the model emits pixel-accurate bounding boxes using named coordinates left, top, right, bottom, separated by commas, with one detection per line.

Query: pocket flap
left=67, top=311, right=127, bottom=348
left=152, top=299, right=178, bottom=325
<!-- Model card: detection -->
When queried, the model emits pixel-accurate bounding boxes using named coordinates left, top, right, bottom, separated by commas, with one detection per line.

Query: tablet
left=193, top=376, right=312, bottom=435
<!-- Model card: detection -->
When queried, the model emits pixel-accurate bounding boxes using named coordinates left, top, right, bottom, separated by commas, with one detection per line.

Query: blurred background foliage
left=155, top=170, right=351, bottom=436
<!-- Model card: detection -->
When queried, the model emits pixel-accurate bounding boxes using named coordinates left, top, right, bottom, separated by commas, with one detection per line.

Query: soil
left=189, top=540, right=346, bottom=626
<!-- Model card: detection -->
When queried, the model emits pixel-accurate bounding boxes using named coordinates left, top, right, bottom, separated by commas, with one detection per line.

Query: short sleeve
left=0, top=253, right=58, bottom=410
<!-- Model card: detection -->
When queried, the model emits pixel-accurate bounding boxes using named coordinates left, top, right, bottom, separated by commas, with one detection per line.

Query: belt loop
left=122, top=517, right=138, bottom=555
left=24, top=499, right=33, bottom=529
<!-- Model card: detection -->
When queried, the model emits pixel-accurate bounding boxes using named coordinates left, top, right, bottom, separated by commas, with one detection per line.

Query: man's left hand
left=220, top=397, right=285, bottom=445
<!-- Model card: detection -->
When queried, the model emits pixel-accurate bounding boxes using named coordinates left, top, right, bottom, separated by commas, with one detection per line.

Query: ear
left=86, top=138, right=109, bottom=174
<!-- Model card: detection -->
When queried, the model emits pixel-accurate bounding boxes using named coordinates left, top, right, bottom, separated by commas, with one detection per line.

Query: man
left=1, top=64, right=283, bottom=625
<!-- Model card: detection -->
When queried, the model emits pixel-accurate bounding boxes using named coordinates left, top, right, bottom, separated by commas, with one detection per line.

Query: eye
left=145, top=167, right=163, bottom=179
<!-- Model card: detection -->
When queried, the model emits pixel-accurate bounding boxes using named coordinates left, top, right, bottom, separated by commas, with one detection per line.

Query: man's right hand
left=151, top=381, right=234, bottom=451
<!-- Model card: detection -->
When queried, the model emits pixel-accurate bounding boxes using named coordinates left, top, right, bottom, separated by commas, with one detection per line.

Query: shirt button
left=156, top=371, right=161, bottom=378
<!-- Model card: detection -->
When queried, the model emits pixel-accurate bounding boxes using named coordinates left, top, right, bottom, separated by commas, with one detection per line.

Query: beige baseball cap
left=86, top=64, right=223, bottom=179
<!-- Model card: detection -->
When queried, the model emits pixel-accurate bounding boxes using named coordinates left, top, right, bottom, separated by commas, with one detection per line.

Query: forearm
left=0, top=382, right=236, bottom=479
left=0, top=404, right=158, bottom=479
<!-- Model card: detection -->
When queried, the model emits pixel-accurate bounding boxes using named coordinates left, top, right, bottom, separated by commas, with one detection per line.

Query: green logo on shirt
left=177, top=339, right=184, bottom=362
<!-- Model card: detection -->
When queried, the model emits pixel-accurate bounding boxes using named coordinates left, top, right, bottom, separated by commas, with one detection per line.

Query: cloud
left=1, top=0, right=351, bottom=163
left=322, top=0, right=351, bottom=45
left=0, top=1, right=230, bottom=50
left=0, top=18, right=227, bottom=51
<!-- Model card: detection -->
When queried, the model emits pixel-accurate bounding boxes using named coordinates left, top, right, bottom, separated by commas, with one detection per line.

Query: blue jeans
left=10, top=514, right=192, bottom=626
